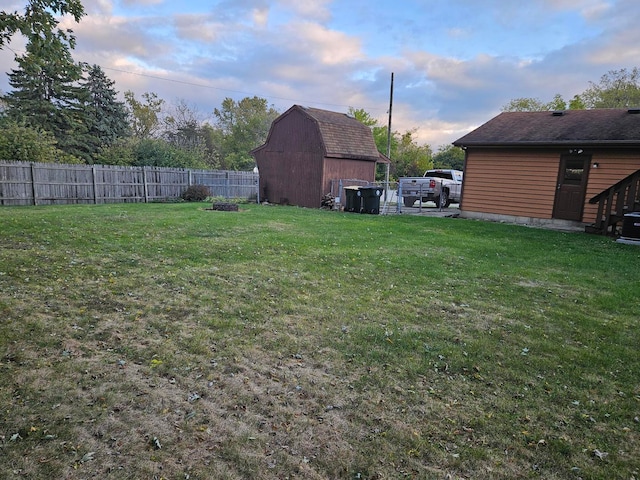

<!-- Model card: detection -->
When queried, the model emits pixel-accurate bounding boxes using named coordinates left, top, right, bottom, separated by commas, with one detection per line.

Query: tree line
left=502, top=68, right=640, bottom=112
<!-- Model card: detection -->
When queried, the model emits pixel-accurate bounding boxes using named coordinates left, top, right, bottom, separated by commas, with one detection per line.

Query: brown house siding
left=462, top=149, right=559, bottom=218
left=462, top=147, right=640, bottom=224
left=583, top=150, right=640, bottom=220
left=454, top=110, right=640, bottom=228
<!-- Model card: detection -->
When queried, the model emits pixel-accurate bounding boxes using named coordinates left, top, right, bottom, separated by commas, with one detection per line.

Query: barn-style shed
left=453, top=108, right=640, bottom=234
left=251, top=105, right=388, bottom=208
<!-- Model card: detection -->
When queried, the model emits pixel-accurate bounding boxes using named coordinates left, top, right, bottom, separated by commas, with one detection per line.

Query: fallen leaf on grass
left=593, top=449, right=608, bottom=460
left=81, top=452, right=96, bottom=463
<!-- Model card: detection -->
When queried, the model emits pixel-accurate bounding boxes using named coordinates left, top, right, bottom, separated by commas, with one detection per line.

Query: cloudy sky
left=1, top=0, right=639, bottom=147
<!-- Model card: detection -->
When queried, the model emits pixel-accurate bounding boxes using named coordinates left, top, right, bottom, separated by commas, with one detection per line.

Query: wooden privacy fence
left=0, top=161, right=259, bottom=206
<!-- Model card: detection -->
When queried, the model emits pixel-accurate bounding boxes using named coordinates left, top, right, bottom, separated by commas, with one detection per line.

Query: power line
left=102, top=66, right=386, bottom=114
left=2, top=44, right=387, bottom=115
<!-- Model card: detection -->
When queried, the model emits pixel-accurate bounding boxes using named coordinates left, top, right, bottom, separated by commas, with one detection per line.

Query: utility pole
left=385, top=72, right=393, bottom=203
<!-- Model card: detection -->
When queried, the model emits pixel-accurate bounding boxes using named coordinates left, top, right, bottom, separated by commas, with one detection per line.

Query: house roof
left=453, top=108, right=640, bottom=147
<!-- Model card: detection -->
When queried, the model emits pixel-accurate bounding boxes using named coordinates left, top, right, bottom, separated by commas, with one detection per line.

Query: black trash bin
left=343, top=186, right=362, bottom=212
left=621, top=212, right=640, bottom=240
left=359, top=186, right=384, bottom=214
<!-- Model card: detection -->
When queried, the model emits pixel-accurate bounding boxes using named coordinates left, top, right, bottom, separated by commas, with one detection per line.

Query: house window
left=563, top=158, right=585, bottom=185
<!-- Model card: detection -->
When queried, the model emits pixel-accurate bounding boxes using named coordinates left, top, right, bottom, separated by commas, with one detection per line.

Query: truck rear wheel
left=437, top=190, right=450, bottom=208
left=403, top=197, right=417, bottom=207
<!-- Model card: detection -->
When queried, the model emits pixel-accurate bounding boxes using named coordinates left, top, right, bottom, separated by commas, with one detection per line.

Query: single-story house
left=251, top=105, right=389, bottom=208
left=453, top=108, right=640, bottom=234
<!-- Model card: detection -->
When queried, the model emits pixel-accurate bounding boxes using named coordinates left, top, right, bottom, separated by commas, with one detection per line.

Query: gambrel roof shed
left=252, top=105, right=388, bottom=208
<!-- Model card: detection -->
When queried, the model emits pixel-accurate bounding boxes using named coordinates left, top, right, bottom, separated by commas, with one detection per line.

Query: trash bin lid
left=358, top=186, right=384, bottom=195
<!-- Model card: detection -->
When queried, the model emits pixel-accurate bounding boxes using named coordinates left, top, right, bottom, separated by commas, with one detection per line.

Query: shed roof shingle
left=298, top=106, right=385, bottom=161
left=453, top=109, right=640, bottom=147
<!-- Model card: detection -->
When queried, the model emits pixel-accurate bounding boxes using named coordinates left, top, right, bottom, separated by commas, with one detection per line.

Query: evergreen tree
left=4, top=35, right=91, bottom=161
left=80, top=64, right=129, bottom=154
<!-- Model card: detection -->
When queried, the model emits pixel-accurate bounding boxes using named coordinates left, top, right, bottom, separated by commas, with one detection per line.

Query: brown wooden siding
left=462, top=149, right=559, bottom=218
left=255, top=109, right=325, bottom=207
left=322, top=157, right=376, bottom=195
left=264, top=109, right=323, bottom=153
left=462, top=147, right=640, bottom=223
left=583, top=150, right=640, bottom=220
left=257, top=151, right=322, bottom=207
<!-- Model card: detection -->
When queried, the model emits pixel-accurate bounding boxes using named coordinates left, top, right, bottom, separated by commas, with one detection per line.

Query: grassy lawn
left=0, top=202, right=638, bottom=479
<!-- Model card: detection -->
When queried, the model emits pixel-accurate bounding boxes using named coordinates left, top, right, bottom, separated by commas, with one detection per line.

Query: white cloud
left=278, top=0, right=332, bottom=22
left=282, top=22, right=365, bottom=66
left=252, top=8, right=269, bottom=28
left=173, top=14, right=225, bottom=43
left=121, top=0, right=163, bottom=5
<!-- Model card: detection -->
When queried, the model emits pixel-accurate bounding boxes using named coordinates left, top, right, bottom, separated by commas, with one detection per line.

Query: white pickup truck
left=399, top=169, right=463, bottom=208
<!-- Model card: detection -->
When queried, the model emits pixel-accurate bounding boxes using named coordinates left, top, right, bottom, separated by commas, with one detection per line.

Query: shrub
left=181, top=184, right=210, bottom=202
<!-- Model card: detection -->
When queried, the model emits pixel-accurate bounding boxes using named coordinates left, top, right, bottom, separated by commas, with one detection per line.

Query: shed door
left=553, top=154, right=591, bottom=221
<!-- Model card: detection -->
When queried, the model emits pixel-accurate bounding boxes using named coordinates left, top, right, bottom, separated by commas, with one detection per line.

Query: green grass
left=0, top=202, right=638, bottom=479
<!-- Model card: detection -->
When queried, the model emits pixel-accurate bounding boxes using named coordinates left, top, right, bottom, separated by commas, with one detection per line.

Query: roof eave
left=326, top=153, right=380, bottom=162
left=453, top=140, right=640, bottom=148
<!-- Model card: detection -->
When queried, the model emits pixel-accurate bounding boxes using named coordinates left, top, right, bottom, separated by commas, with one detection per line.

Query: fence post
left=92, top=166, right=98, bottom=204
left=225, top=171, right=230, bottom=199
left=30, top=163, right=37, bottom=206
left=143, top=166, right=149, bottom=203
left=188, top=169, right=193, bottom=187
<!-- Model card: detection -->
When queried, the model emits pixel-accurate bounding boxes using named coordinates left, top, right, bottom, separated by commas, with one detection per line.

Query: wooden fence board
left=0, top=161, right=258, bottom=206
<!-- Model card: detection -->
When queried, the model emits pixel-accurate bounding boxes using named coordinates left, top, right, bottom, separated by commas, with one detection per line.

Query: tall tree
left=349, top=107, right=432, bottom=179
left=0, top=0, right=85, bottom=49
left=579, top=68, right=640, bottom=108
left=502, top=94, right=567, bottom=112
left=348, top=106, right=393, bottom=158
left=212, top=96, right=280, bottom=170
left=2, top=0, right=90, bottom=161
left=125, top=91, right=164, bottom=139
left=502, top=68, right=640, bottom=112
left=433, top=144, right=465, bottom=170
left=162, top=100, right=212, bottom=167
left=80, top=64, right=129, bottom=152
left=4, top=34, right=90, bottom=161
left=349, top=107, right=378, bottom=127
left=393, top=130, right=433, bottom=178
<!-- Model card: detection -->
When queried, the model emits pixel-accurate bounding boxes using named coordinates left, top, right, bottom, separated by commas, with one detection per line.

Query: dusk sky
left=1, top=0, right=640, bottom=148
